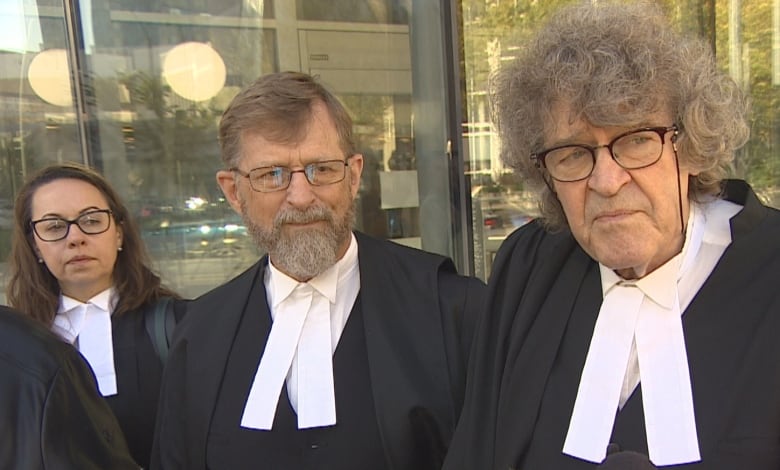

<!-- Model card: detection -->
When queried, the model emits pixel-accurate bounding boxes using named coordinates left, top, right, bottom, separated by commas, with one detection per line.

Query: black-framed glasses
left=531, top=125, right=678, bottom=182
left=31, top=209, right=113, bottom=242
left=230, top=158, right=352, bottom=192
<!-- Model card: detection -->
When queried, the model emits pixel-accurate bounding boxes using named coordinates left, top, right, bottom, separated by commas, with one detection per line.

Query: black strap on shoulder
left=145, top=297, right=172, bottom=365
left=164, top=298, right=176, bottom=347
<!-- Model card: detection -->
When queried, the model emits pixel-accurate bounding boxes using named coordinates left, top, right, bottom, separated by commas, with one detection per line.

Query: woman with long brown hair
left=6, top=162, right=184, bottom=469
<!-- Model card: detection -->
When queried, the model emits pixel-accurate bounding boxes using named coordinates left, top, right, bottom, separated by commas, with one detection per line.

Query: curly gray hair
left=490, top=1, right=749, bottom=230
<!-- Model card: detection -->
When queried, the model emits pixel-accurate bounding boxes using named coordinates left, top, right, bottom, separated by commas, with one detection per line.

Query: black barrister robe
left=443, top=180, right=780, bottom=470
left=151, top=231, right=486, bottom=470
left=106, top=300, right=185, bottom=469
left=0, top=305, right=138, bottom=469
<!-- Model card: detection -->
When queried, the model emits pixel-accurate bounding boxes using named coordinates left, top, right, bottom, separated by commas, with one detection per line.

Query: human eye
left=79, top=212, right=105, bottom=227
left=252, top=167, right=287, bottom=187
left=41, top=218, right=66, bottom=230
left=306, top=160, right=344, bottom=184
left=37, top=218, right=67, bottom=236
left=311, top=161, right=342, bottom=175
left=550, top=146, right=590, bottom=168
left=613, top=130, right=662, bottom=166
left=619, top=130, right=659, bottom=148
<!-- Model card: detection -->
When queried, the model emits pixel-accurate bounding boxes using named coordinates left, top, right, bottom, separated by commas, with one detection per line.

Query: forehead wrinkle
left=240, top=103, right=342, bottom=170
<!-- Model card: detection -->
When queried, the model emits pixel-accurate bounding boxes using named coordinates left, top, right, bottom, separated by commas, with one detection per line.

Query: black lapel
left=184, top=260, right=267, bottom=463
left=676, top=182, right=775, bottom=458
left=354, top=232, right=454, bottom=469
left=495, top=244, right=597, bottom=467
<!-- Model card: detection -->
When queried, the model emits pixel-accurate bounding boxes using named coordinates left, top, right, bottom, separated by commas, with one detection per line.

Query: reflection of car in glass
left=483, top=213, right=504, bottom=230
left=484, top=210, right=532, bottom=231
left=141, top=214, right=254, bottom=259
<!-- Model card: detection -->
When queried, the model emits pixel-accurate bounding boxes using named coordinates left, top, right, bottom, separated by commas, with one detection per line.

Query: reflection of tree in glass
left=462, top=0, right=778, bottom=208
left=117, top=71, right=222, bottom=205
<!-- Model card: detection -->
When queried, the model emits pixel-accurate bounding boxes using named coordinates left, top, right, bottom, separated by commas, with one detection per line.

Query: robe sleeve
left=443, top=222, right=580, bottom=470
left=41, top=349, right=139, bottom=469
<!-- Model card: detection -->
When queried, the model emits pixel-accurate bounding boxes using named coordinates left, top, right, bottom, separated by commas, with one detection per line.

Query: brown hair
left=219, top=71, right=356, bottom=168
left=491, top=1, right=749, bottom=230
left=6, top=162, right=178, bottom=326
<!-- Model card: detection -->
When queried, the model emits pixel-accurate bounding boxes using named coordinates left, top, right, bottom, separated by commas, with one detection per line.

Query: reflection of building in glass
left=0, top=0, right=776, bottom=289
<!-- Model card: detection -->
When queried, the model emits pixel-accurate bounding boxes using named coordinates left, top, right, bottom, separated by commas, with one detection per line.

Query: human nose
left=586, top=146, right=631, bottom=195
left=284, top=169, right=317, bottom=207
left=65, top=222, right=87, bottom=245
left=287, top=168, right=310, bottom=182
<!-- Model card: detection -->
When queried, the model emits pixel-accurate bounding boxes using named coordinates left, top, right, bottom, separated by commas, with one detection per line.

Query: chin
left=595, top=249, right=645, bottom=271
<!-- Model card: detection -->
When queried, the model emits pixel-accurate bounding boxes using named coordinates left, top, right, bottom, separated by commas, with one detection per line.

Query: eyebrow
left=250, top=157, right=344, bottom=168
left=546, top=122, right=664, bottom=148
left=37, top=206, right=104, bottom=219
left=545, top=131, right=592, bottom=149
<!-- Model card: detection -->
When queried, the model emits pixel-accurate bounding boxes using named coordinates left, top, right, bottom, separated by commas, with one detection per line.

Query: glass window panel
left=108, top=0, right=274, bottom=18
left=0, top=1, right=83, bottom=300
left=82, top=1, right=278, bottom=298
left=296, top=0, right=409, bottom=24
left=2, top=0, right=461, bottom=300
left=5, top=0, right=778, bottom=295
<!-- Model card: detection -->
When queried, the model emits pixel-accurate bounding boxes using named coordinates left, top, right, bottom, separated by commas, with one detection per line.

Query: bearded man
left=151, top=71, right=485, bottom=470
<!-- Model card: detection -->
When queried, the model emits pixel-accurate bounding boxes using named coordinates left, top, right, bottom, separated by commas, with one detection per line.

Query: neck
left=62, top=284, right=111, bottom=303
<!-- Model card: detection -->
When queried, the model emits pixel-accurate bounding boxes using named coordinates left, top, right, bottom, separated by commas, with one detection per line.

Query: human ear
left=347, top=154, right=364, bottom=198
left=216, top=170, right=243, bottom=214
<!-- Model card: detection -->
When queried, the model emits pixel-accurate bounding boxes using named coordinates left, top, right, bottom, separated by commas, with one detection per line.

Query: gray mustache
left=275, top=206, right=331, bottom=225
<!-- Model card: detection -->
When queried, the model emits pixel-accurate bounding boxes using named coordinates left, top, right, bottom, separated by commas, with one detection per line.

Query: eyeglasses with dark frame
left=31, top=209, right=114, bottom=242
left=230, top=158, right=353, bottom=193
left=531, top=125, right=679, bottom=183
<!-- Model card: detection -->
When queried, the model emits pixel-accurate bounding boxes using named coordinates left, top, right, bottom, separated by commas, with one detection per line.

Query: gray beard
left=240, top=200, right=355, bottom=281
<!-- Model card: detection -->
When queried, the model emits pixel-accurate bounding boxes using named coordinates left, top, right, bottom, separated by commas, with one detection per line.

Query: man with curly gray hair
left=444, top=2, right=780, bottom=469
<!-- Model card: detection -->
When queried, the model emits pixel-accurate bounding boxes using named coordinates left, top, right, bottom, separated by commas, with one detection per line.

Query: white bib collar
left=241, top=233, right=360, bottom=430
left=53, top=287, right=118, bottom=396
left=564, top=198, right=741, bottom=465
left=564, top=204, right=705, bottom=465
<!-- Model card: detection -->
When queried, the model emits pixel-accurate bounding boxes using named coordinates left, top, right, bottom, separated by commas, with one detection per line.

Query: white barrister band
left=295, top=289, right=336, bottom=428
left=635, top=287, right=699, bottom=464
left=55, top=289, right=117, bottom=396
left=78, top=303, right=118, bottom=396
left=241, top=285, right=311, bottom=430
left=563, top=282, right=644, bottom=463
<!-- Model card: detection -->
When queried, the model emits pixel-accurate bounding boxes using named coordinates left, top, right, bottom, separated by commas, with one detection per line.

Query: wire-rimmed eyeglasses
left=230, top=158, right=352, bottom=192
left=31, top=209, right=114, bottom=242
left=531, top=125, right=679, bottom=182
